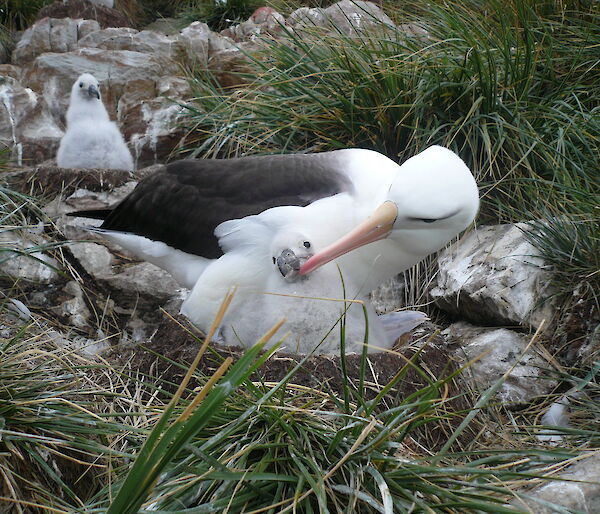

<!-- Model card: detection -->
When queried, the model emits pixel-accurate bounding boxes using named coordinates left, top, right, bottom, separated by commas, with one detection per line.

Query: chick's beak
left=88, top=84, right=100, bottom=99
left=299, top=201, right=398, bottom=276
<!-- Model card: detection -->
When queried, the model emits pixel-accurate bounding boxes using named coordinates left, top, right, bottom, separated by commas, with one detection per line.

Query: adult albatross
left=75, top=146, right=479, bottom=354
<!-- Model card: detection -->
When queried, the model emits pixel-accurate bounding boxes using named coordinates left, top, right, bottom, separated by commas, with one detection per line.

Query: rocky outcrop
left=77, top=27, right=187, bottom=61
left=445, top=322, right=556, bottom=405
left=431, top=224, right=558, bottom=331
left=0, top=230, right=60, bottom=284
left=13, top=18, right=101, bottom=65
left=221, top=8, right=286, bottom=42
left=37, top=0, right=131, bottom=29
left=288, top=0, right=394, bottom=36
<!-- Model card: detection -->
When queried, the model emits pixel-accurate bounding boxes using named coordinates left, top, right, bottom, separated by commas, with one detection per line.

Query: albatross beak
left=299, top=201, right=398, bottom=276
left=88, top=84, right=100, bottom=99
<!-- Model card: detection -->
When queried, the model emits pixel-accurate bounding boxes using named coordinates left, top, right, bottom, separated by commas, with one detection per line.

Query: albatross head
left=72, top=73, right=101, bottom=102
left=299, top=146, right=479, bottom=276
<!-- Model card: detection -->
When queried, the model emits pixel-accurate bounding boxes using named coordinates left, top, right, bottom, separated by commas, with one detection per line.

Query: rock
left=12, top=18, right=101, bottom=65
left=0, top=232, right=60, bottom=284
left=431, top=224, right=558, bottom=332
left=324, top=0, right=395, bottom=34
left=47, top=183, right=137, bottom=242
left=287, top=7, right=328, bottom=29
left=46, top=327, right=109, bottom=357
left=446, top=322, right=556, bottom=405
left=178, top=21, right=212, bottom=66
left=0, top=74, right=40, bottom=165
left=119, top=76, right=192, bottom=167
left=517, top=453, right=600, bottom=512
left=221, top=8, right=286, bottom=42
left=58, top=280, right=91, bottom=329
left=67, top=240, right=181, bottom=307
left=68, top=242, right=112, bottom=277
left=102, top=261, right=182, bottom=306
left=90, top=0, right=113, bottom=7
left=0, top=64, right=22, bottom=81
left=143, top=18, right=182, bottom=36
left=78, top=28, right=185, bottom=61
left=37, top=0, right=132, bottom=29
left=370, top=275, right=406, bottom=314
left=288, top=0, right=394, bottom=36
left=208, top=41, right=261, bottom=88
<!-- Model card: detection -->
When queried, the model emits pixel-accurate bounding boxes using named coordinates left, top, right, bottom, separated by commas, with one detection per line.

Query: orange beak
left=299, top=201, right=398, bottom=276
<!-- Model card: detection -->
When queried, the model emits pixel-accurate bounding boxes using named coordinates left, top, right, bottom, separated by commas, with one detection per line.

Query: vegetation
left=0, top=0, right=53, bottom=31
left=177, top=0, right=268, bottom=31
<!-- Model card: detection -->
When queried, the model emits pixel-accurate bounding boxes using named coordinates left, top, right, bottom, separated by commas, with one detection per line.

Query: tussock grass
left=81, top=333, right=589, bottom=512
left=0, top=319, right=145, bottom=512
left=178, top=0, right=267, bottom=31
left=0, top=0, right=53, bottom=31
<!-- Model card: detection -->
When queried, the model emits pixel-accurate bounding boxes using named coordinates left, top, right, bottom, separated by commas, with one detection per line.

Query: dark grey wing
left=95, top=152, right=352, bottom=259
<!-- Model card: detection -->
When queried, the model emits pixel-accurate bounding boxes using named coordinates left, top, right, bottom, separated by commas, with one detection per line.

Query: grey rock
left=446, top=322, right=556, bottom=405
left=221, top=8, right=286, bottom=42
left=23, top=47, right=179, bottom=120
left=68, top=242, right=113, bottom=277
left=13, top=18, right=101, bottom=65
left=0, top=231, right=60, bottom=284
left=289, top=0, right=394, bottom=36
left=287, top=7, right=328, bottom=28
left=67, top=239, right=180, bottom=306
left=431, top=223, right=558, bottom=332
left=0, top=74, right=40, bottom=165
left=102, top=261, right=180, bottom=305
left=37, top=0, right=131, bottom=30
left=0, top=64, right=22, bottom=81
left=516, top=453, right=600, bottom=513
left=46, top=327, right=109, bottom=357
left=178, top=21, right=212, bottom=66
left=59, top=280, right=91, bottom=329
left=120, top=76, right=191, bottom=167
left=78, top=28, right=185, bottom=61
left=45, top=183, right=137, bottom=246
left=143, top=18, right=182, bottom=36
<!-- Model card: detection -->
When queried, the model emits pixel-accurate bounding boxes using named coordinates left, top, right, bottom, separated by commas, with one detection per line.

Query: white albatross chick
left=57, top=73, right=134, bottom=171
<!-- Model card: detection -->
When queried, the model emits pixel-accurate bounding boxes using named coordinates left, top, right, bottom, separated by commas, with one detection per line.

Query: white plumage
left=181, top=146, right=479, bottom=353
left=84, top=146, right=479, bottom=354
left=57, top=73, right=134, bottom=171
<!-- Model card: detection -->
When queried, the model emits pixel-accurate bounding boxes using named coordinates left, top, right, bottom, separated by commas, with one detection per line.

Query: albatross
left=74, top=145, right=479, bottom=354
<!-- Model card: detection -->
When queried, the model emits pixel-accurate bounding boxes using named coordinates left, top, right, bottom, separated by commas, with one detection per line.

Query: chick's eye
left=272, top=257, right=276, bottom=264
left=303, top=241, right=311, bottom=248
left=79, top=83, right=83, bottom=87
left=420, top=219, right=437, bottom=224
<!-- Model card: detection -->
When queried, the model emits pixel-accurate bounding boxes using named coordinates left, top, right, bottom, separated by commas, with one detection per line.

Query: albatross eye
left=272, top=257, right=276, bottom=264
left=420, top=218, right=437, bottom=224
left=303, top=241, right=311, bottom=248
left=79, top=82, right=83, bottom=87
